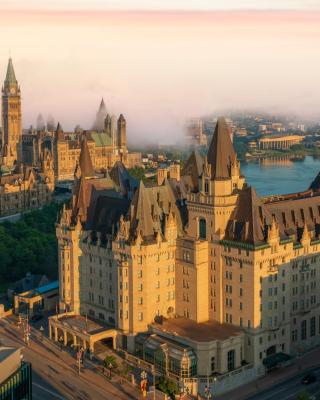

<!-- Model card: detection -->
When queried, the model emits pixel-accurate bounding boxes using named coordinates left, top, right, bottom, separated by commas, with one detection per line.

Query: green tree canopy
left=0, top=203, right=61, bottom=289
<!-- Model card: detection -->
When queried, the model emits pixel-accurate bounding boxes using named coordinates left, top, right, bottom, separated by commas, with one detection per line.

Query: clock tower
left=1, top=58, right=21, bottom=168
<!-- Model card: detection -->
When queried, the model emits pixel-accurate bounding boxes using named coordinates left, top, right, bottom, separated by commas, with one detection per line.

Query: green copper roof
left=5, top=58, right=17, bottom=86
left=90, top=132, right=112, bottom=147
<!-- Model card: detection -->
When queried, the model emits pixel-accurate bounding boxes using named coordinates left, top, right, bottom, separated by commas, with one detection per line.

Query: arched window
left=199, top=218, right=206, bottom=240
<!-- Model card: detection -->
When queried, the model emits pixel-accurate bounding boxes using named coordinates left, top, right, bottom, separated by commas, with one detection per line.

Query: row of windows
left=89, top=267, right=113, bottom=281
left=225, top=285, right=244, bottom=296
left=88, top=292, right=114, bottom=309
left=292, top=296, right=317, bottom=311
left=292, top=316, right=318, bottom=341
left=89, top=279, right=113, bottom=293
left=292, top=270, right=317, bottom=282
left=137, top=252, right=175, bottom=264
left=89, top=255, right=113, bottom=267
left=224, top=246, right=250, bottom=257
left=292, top=284, right=317, bottom=295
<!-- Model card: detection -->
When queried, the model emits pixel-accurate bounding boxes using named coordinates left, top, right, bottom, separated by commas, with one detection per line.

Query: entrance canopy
left=263, top=352, right=291, bottom=369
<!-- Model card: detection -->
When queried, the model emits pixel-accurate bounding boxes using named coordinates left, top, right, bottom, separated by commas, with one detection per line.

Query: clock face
left=10, top=87, right=15, bottom=94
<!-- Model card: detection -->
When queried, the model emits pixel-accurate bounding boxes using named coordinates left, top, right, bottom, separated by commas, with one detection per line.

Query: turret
left=117, top=114, right=126, bottom=149
left=55, top=122, right=64, bottom=141
left=1, top=58, right=22, bottom=168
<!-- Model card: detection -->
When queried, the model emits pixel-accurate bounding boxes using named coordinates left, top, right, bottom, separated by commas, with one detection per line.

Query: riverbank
left=243, top=146, right=320, bottom=161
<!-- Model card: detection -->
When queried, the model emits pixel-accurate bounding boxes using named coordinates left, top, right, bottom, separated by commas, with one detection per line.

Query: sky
left=1, top=0, right=320, bottom=11
left=0, top=2, right=319, bottom=143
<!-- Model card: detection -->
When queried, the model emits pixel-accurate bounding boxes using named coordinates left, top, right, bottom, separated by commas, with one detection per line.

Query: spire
left=301, top=220, right=310, bottom=243
left=4, top=58, right=17, bottom=87
left=207, top=117, right=236, bottom=179
left=226, top=186, right=271, bottom=245
left=56, top=122, right=63, bottom=133
left=130, top=181, right=158, bottom=240
left=93, top=98, right=108, bottom=131
left=99, top=98, right=106, bottom=112
left=55, top=122, right=64, bottom=141
left=79, top=135, right=94, bottom=178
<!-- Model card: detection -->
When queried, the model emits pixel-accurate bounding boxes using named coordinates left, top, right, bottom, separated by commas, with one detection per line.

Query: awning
left=263, top=352, right=291, bottom=369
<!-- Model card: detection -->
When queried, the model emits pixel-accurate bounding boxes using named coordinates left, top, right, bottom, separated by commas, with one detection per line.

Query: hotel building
left=51, top=117, right=320, bottom=396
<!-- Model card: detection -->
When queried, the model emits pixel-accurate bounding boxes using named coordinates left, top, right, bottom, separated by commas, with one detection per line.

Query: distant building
left=8, top=272, right=50, bottom=300
left=0, top=347, right=32, bottom=400
left=258, top=135, right=304, bottom=150
left=21, top=104, right=142, bottom=182
left=0, top=58, right=55, bottom=217
left=235, top=128, right=248, bottom=137
left=259, top=124, right=267, bottom=132
left=186, top=119, right=207, bottom=147
left=14, top=280, right=59, bottom=316
left=248, top=141, right=257, bottom=150
left=271, top=122, right=285, bottom=132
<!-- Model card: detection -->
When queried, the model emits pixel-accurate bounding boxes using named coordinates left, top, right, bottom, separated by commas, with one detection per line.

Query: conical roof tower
left=4, top=58, right=18, bottom=88
left=207, top=117, right=236, bottom=179
left=79, top=135, right=94, bottom=178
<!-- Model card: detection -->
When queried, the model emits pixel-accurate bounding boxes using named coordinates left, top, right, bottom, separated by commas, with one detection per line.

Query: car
left=30, top=314, right=43, bottom=322
left=301, top=374, right=317, bottom=384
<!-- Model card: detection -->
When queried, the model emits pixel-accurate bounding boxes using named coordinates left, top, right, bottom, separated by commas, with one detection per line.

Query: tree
left=118, top=361, right=132, bottom=378
left=156, top=376, right=179, bottom=399
left=128, top=167, right=146, bottom=182
left=103, top=355, right=117, bottom=369
left=0, top=203, right=61, bottom=291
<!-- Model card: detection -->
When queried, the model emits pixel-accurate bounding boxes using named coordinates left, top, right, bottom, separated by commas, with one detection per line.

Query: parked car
left=301, top=374, right=317, bottom=384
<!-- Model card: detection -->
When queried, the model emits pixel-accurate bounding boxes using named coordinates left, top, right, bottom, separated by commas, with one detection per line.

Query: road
left=33, top=372, right=66, bottom=400
left=0, top=317, right=141, bottom=400
left=247, top=367, right=320, bottom=400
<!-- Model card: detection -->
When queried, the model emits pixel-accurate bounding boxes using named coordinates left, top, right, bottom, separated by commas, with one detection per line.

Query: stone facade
left=0, top=59, right=55, bottom=217
left=21, top=103, right=141, bottom=182
left=54, top=117, right=320, bottom=394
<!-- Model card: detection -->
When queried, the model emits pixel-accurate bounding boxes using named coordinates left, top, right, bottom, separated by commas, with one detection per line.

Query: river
left=241, top=156, right=320, bottom=197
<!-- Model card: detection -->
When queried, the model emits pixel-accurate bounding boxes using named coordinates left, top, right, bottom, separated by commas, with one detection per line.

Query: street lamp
left=39, top=326, right=44, bottom=342
left=204, top=384, right=212, bottom=399
left=76, top=350, right=81, bottom=375
left=59, top=336, right=63, bottom=351
left=108, top=362, right=113, bottom=379
left=23, top=316, right=30, bottom=346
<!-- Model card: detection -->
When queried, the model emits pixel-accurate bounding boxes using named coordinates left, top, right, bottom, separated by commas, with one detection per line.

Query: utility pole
left=21, top=314, right=30, bottom=346
left=204, top=368, right=212, bottom=400
left=76, top=350, right=81, bottom=374
left=151, top=365, right=156, bottom=400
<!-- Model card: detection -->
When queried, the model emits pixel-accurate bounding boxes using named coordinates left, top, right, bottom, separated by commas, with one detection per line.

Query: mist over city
left=2, top=2, right=320, bottom=400
left=0, top=8, right=320, bottom=144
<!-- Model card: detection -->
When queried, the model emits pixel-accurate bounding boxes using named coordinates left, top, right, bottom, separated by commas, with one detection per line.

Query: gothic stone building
left=21, top=99, right=141, bottom=182
left=0, top=59, right=54, bottom=217
left=51, top=117, right=320, bottom=396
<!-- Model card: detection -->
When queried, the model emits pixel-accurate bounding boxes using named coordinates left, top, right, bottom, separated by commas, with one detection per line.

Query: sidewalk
left=216, top=347, right=320, bottom=399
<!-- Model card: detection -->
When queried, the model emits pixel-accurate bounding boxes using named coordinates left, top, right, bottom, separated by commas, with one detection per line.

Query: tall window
left=204, top=180, right=209, bottom=194
left=301, top=320, right=307, bottom=340
left=227, top=350, right=235, bottom=371
left=310, top=317, right=316, bottom=337
left=211, top=357, right=215, bottom=373
left=199, top=218, right=206, bottom=240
